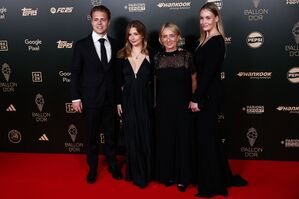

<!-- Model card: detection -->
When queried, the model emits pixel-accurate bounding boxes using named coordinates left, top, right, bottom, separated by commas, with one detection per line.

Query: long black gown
left=193, top=35, right=247, bottom=197
left=116, top=57, right=153, bottom=187
left=155, top=50, right=194, bottom=186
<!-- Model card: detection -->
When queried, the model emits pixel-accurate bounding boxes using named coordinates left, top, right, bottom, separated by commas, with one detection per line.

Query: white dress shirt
left=92, top=31, right=112, bottom=62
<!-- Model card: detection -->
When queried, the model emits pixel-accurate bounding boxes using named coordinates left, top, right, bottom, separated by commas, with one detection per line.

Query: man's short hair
left=90, top=5, right=111, bottom=20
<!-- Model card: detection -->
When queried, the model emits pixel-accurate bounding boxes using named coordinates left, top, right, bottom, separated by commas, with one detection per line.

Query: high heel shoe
left=177, top=184, right=187, bottom=192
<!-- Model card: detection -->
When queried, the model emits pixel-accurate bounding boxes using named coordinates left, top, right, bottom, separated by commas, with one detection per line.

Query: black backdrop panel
left=0, top=0, right=298, bottom=160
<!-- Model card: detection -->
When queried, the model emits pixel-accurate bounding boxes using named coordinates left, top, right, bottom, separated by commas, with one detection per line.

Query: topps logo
left=21, top=8, right=38, bottom=16
left=57, top=40, right=73, bottom=48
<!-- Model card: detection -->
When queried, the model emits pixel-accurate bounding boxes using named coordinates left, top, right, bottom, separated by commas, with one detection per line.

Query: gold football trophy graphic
left=247, top=127, right=258, bottom=147
left=1, top=63, right=11, bottom=82
left=35, top=93, right=44, bottom=112
left=68, top=124, right=78, bottom=142
left=292, top=21, right=299, bottom=44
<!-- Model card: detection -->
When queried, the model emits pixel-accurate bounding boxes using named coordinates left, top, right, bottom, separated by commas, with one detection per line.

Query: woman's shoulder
left=208, top=35, right=225, bottom=46
left=177, top=49, right=193, bottom=58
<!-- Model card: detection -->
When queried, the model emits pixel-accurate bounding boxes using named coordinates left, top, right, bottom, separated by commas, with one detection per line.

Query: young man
left=71, top=5, right=122, bottom=184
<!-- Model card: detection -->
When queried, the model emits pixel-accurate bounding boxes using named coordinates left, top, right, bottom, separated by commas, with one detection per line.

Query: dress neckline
left=201, top=35, right=222, bottom=47
left=162, top=49, right=179, bottom=56
left=127, top=58, right=149, bottom=78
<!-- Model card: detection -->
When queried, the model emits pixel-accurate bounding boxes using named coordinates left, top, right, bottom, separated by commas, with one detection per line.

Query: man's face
left=91, top=11, right=110, bottom=35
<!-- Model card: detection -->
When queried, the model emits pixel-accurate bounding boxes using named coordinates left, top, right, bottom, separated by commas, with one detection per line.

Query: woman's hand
left=189, top=101, right=200, bottom=112
left=117, top=104, right=123, bottom=117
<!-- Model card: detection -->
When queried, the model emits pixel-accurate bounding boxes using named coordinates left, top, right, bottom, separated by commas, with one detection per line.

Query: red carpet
left=0, top=152, right=298, bottom=199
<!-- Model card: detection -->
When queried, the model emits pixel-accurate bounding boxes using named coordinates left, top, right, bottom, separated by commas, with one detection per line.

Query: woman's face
left=160, top=27, right=179, bottom=52
left=128, top=27, right=143, bottom=47
left=199, top=9, right=218, bottom=33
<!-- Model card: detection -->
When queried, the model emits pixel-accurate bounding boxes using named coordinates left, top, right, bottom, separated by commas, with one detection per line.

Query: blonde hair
left=117, top=20, right=149, bottom=59
left=159, top=22, right=182, bottom=46
left=199, top=2, right=225, bottom=45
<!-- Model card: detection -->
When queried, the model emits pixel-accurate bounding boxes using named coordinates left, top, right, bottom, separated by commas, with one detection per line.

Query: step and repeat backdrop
left=0, top=0, right=298, bottom=160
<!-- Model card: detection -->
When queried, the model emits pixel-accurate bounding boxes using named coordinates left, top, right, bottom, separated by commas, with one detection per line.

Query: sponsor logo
left=21, top=7, right=38, bottom=16
left=244, top=0, right=269, bottom=21
left=6, top=104, right=16, bottom=112
left=57, top=40, right=73, bottom=49
left=100, top=133, right=105, bottom=144
left=242, top=105, right=264, bottom=114
left=225, top=37, right=232, bottom=44
left=50, top=7, right=74, bottom=14
left=8, top=129, right=22, bottom=144
left=32, top=94, right=51, bottom=122
left=281, top=139, right=299, bottom=148
left=276, top=106, right=299, bottom=114
left=124, top=3, right=146, bottom=12
left=24, top=39, right=42, bottom=51
left=65, top=124, right=84, bottom=152
left=157, top=2, right=191, bottom=10
left=39, top=134, right=49, bottom=141
left=206, top=0, right=223, bottom=10
left=0, top=40, right=8, bottom=51
left=286, top=0, right=299, bottom=5
left=91, top=0, right=102, bottom=6
left=65, top=103, right=75, bottom=113
left=0, top=63, right=17, bottom=92
left=287, top=67, right=299, bottom=83
left=59, top=70, right=71, bottom=83
left=32, top=72, right=43, bottom=82
left=240, top=127, right=263, bottom=158
left=0, top=6, right=7, bottom=19
left=237, top=71, right=272, bottom=79
left=247, top=32, right=264, bottom=48
left=220, top=72, right=225, bottom=80
left=285, top=22, right=299, bottom=57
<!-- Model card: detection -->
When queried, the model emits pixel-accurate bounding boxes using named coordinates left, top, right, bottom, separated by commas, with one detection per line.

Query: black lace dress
left=154, top=50, right=195, bottom=186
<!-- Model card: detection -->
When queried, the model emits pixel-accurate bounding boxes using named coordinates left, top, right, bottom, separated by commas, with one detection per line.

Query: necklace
left=132, top=50, right=142, bottom=60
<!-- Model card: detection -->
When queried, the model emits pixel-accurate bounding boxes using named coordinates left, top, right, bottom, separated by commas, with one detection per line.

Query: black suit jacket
left=70, top=34, right=120, bottom=108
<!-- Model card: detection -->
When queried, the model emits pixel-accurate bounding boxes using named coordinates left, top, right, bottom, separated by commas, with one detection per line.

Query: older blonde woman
left=154, top=23, right=196, bottom=192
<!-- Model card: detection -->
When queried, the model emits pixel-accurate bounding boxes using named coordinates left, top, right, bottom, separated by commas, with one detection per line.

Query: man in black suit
left=71, top=5, right=122, bottom=184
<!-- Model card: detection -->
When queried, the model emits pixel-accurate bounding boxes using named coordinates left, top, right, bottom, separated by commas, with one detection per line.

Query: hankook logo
left=157, top=2, right=191, bottom=10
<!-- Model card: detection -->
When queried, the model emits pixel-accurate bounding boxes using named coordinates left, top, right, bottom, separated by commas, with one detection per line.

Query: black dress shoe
left=230, top=174, right=248, bottom=187
left=133, top=180, right=148, bottom=189
left=195, top=190, right=228, bottom=198
left=86, top=171, right=97, bottom=184
left=164, top=180, right=175, bottom=187
left=108, top=166, right=123, bottom=180
left=177, top=184, right=187, bottom=192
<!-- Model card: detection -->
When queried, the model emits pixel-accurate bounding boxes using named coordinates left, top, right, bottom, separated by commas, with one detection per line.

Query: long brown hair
left=199, top=2, right=225, bottom=45
left=117, top=20, right=149, bottom=58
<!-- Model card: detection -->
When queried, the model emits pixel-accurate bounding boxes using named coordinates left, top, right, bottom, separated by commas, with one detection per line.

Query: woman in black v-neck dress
left=116, top=20, right=154, bottom=188
left=190, top=3, right=247, bottom=197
